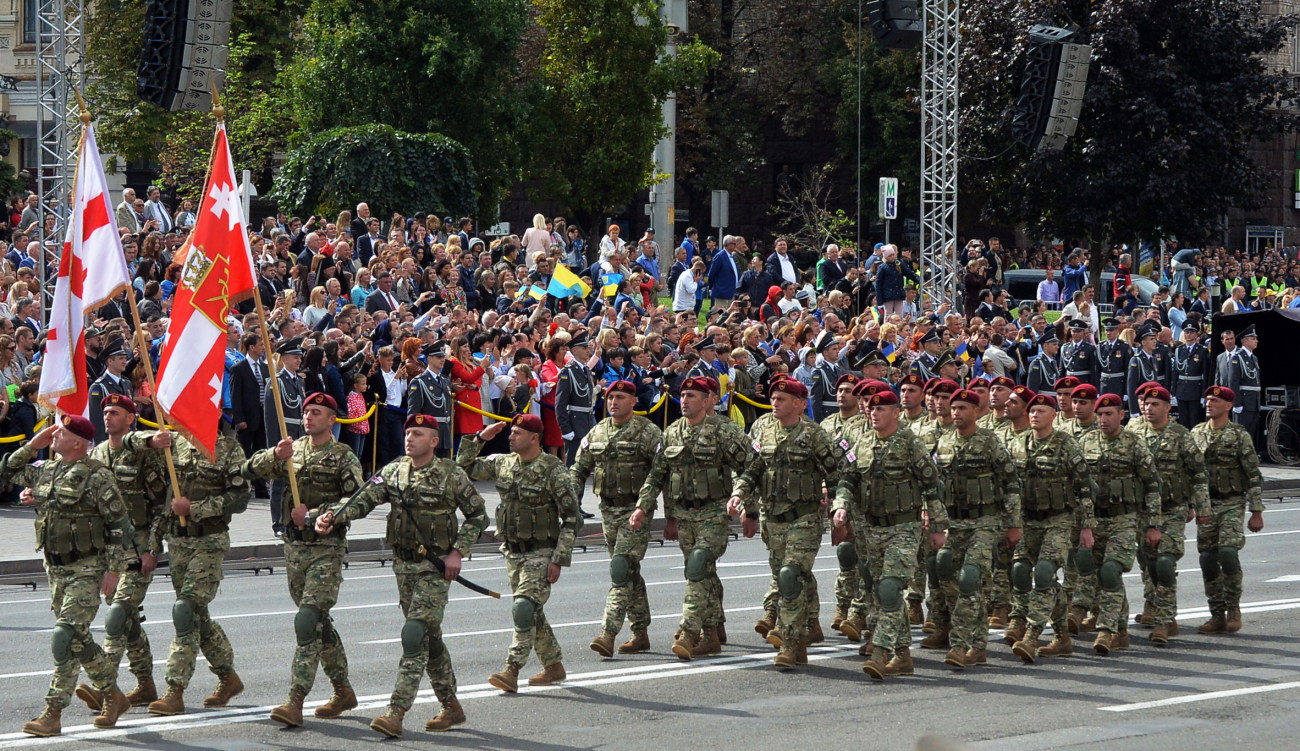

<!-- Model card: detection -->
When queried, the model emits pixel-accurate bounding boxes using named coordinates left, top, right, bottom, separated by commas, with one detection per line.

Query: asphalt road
left=2, top=504, right=1300, bottom=750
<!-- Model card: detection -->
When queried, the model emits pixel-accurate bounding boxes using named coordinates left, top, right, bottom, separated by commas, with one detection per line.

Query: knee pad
left=1199, top=549, right=1221, bottom=578
left=778, top=564, right=803, bottom=600
left=610, top=554, right=631, bottom=587
left=836, top=541, right=859, bottom=571
left=926, top=553, right=939, bottom=588
left=685, top=548, right=715, bottom=582
left=1155, top=554, right=1177, bottom=586
left=1098, top=560, right=1124, bottom=591
left=512, top=597, right=537, bottom=630
left=1073, top=547, right=1096, bottom=576
left=957, top=564, right=982, bottom=596
left=172, top=598, right=198, bottom=637
left=51, top=623, right=76, bottom=662
left=319, top=616, right=340, bottom=646
left=294, top=605, right=322, bottom=647
left=104, top=601, right=130, bottom=639
left=1135, top=545, right=1150, bottom=572
left=126, top=617, right=144, bottom=643
left=935, top=548, right=957, bottom=581
left=1033, top=560, right=1058, bottom=591
left=400, top=619, right=428, bottom=659
left=1218, top=546, right=1241, bottom=576
left=877, top=576, right=905, bottom=611
left=426, top=628, right=445, bottom=660
left=1010, top=561, right=1032, bottom=593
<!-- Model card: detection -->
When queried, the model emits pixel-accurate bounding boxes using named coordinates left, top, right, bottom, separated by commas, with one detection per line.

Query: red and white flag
left=155, top=122, right=256, bottom=457
left=38, top=123, right=131, bottom=417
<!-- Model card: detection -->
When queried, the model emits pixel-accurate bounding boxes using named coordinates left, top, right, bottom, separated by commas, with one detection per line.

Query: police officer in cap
left=265, top=337, right=306, bottom=535
left=811, top=331, right=848, bottom=422
left=556, top=330, right=597, bottom=467
left=1026, top=329, right=1061, bottom=396
left=1099, top=317, right=1131, bottom=403
left=89, top=337, right=135, bottom=443
left=909, top=329, right=942, bottom=381
left=406, top=341, right=454, bottom=456
left=1061, top=319, right=1100, bottom=388
left=1172, top=321, right=1210, bottom=429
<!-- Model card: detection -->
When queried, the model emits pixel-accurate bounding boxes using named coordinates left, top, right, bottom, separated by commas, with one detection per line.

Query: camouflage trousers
left=986, top=535, right=1014, bottom=613
left=761, top=511, right=823, bottom=645
left=104, top=563, right=154, bottom=682
left=939, top=521, right=998, bottom=651
left=285, top=542, right=348, bottom=694
left=45, top=557, right=119, bottom=709
left=164, top=540, right=235, bottom=689
left=1198, top=501, right=1248, bottom=613
left=1012, top=517, right=1073, bottom=631
left=391, top=560, right=456, bottom=710
left=1137, top=510, right=1186, bottom=627
left=905, top=536, right=927, bottom=606
left=675, top=505, right=730, bottom=636
left=1092, top=513, right=1139, bottom=633
left=833, top=507, right=863, bottom=617
left=601, top=504, right=651, bottom=635
left=504, top=547, right=562, bottom=670
left=863, top=521, right=923, bottom=651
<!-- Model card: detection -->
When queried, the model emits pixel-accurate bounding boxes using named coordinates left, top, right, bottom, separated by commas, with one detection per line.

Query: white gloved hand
left=1233, top=406, right=1243, bottom=414
left=1201, top=398, right=1207, bottom=407
left=1170, top=396, right=1178, bottom=406
left=562, top=432, right=575, bottom=440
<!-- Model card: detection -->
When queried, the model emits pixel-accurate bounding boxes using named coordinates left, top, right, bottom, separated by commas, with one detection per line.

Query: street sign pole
left=879, top=177, right=898, bottom=247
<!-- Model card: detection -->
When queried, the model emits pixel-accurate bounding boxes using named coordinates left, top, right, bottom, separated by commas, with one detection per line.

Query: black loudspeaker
left=1010, top=24, right=1092, bottom=152
left=867, top=0, right=922, bottom=50
left=136, top=0, right=231, bottom=112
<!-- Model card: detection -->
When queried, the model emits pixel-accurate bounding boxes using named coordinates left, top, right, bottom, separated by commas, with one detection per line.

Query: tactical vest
left=662, top=418, right=733, bottom=505
left=857, top=435, right=924, bottom=522
left=1021, top=435, right=1072, bottom=518
left=282, top=443, right=351, bottom=543
left=1204, top=431, right=1247, bottom=500
left=1143, top=428, right=1191, bottom=508
left=496, top=456, right=563, bottom=546
left=755, top=420, right=823, bottom=509
left=1085, top=437, right=1139, bottom=515
left=35, top=459, right=108, bottom=560
left=586, top=418, right=653, bottom=502
left=937, top=436, right=998, bottom=519
left=386, top=460, right=459, bottom=556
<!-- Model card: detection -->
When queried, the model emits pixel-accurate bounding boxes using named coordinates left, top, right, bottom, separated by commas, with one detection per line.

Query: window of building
left=23, top=0, right=38, bottom=45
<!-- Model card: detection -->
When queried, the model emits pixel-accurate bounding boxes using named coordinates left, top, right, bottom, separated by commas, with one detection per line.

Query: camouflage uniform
left=933, top=428, right=1022, bottom=654
left=322, top=455, right=487, bottom=712
left=1060, top=418, right=1101, bottom=615
left=1191, top=420, right=1264, bottom=619
left=459, top=437, right=580, bottom=671
left=571, top=414, right=663, bottom=638
left=916, top=418, right=956, bottom=623
left=244, top=437, right=363, bottom=698
left=1, top=442, right=134, bottom=710
left=160, top=436, right=250, bottom=691
left=637, top=414, right=752, bottom=641
left=989, top=422, right=1032, bottom=623
left=90, top=431, right=166, bottom=690
left=833, top=425, right=945, bottom=655
left=821, top=412, right=867, bottom=623
left=734, top=414, right=840, bottom=652
left=1077, top=430, right=1161, bottom=636
left=1129, top=419, right=1210, bottom=629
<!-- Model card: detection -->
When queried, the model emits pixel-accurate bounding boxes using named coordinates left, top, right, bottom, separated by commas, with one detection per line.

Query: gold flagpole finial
left=210, top=80, right=225, bottom=123
left=72, top=89, right=91, bottom=126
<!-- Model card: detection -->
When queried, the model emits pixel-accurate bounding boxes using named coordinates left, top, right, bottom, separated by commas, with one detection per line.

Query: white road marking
left=1099, top=680, right=1300, bottom=712
left=1266, top=574, right=1300, bottom=583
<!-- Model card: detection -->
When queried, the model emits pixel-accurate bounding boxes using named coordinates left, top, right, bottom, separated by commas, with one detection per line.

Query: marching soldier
left=930, top=389, right=1022, bottom=669
left=265, top=337, right=306, bottom=536
left=730, top=378, right=840, bottom=668
left=1060, top=319, right=1100, bottom=388
left=1098, top=318, right=1131, bottom=407
left=1126, top=323, right=1166, bottom=419
left=1062, top=382, right=1101, bottom=634
left=1224, top=325, right=1262, bottom=452
left=1130, top=385, right=1210, bottom=644
left=461, top=414, right=581, bottom=691
left=314, top=412, right=488, bottom=737
left=1172, top=321, right=1211, bottom=429
left=572, top=381, right=663, bottom=658
left=88, top=338, right=134, bottom=443
left=909, top=329, right=942, bottom=381
left=631, top=376, right=752, bottom=660
left=833, top=389, right=947, bottom=680
left=244, top=393, right=363, bottom=728
left=1075, top=393, right=1162, bottom=656
left=556, top=331, right=597, bottom=466
left=147, top=428, right=251, bottom=716
left=1192, top=386, right=1265, bottom=635
left=406, top=341, right=454, bottom=455
left=1052, top=376, right=1082, bottom=434
left=810, top=332, right=847, bottom=422
left=898, top=373, right=929, bottom=431
left=988, top=386, right=1034, bottom=630
left=1025, top=330, right=1060, bottom=395
left=5, top=417, right=137, bottom=736
left=979, top=376, right=1015, bottom=432
left=818, top=373, right=866, bottom=634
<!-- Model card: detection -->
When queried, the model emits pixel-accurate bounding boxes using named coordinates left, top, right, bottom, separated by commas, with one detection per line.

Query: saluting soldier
left=1126, top=322, right=1166, bottom=420
left=244, top=393, right=363, bottom=728
left=810, top=331, right=848, bottom=421
left=909, top=329, right=942, bottom=381
left=88, top=338, right=134, bottom=443
left=730, top=378, right=840, bottom=668
left=572, top=380, right=664, bottom=658
left=265, top=337, right=306, bottom=535
left=314, top=412, right=488, bottom=738
left=1025, top=329, right=1061, bottom=396
left=405, top=341, right=454, bottom=455
left=1098, top=318, right=1131, bottom=406
left=461, top=414, right=581, bottom=692
left=5, top=416, right=137, bottom=736
left=1192, top=386, right=1265, bottom=635
left=1172, top=321, right=1211, bottom=429
left=556, top=331, right=597, bottom=466
left=631, top=376, right=753, bottom=660
left=1060, top=319, right=1100, bottom=388
left=1224, top=325, right=1262, bottom=452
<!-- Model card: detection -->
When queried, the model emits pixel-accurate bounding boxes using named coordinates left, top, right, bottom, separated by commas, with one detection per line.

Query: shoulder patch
left=752, top=439, right=762, bottom=452
left=839, top=438, right=851, bottom=451
left=846, top=451, right=856, bottom=462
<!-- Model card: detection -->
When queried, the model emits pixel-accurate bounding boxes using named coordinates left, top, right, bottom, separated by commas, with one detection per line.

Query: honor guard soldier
left=1129, top=385, right=1209, bottom=644
left=909, top=329, right=942, bottom=381
left=88, top=338, right=135, bottom=443
left=265, top=337, right=306, bottom=535
left=1025, top=329, right=1061, bottom=395
left=1127, top=322, right=1166, bottom=420
left=934, top=349, right=962, bottom=385
left=730, top=378, right=841, bottom=668
left=572, top=381, right=664, bottom=658
left=1172, top=321, right=1211, bottom=429
left=405, top=341, right=454, bottom=455
left=1099, top=318, right=1131, bottom=406
left=556, top=331, right=597, bottom=466
left=1061, top=319, right=1100, bottom=388
left=460, top=414, right=581, bottom=692
left=147, top=428, right=251, bottom=716
left=684, top=336, right=726, bottom=415
left=314, top=412, right=488, bottom=737
left=810, top=331, right=848, bottom=421
left=5, top=416, right=137, bottom=736
left=1192, top=386, right=1265, bottom=635
left=854, top=348, right=890, bottom=383
left=631, top=376, right=753, bottom=660
left=244, top=393, right=364, bottom=728
left=1224, top=325, right=1262, bottom=452
left=1075, top=393, right=1162, bottom=656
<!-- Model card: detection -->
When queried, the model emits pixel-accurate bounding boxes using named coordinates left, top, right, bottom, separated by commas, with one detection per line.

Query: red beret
left=835, top=373, right=861, bottom=389
left=989, top=376, right=1016, bottom=390
left=968, top=378, right=991, bottom=390
left=931, top=379, right=960, bottom=396
left=1095, top=393, right=1124, bottom=410
left=1144, top=385, right=1171, bottom=403
left=769, top=378, right=809, bottom=399
left=1053, top=376, right=1081, bottom=391
left=1071, top=384, right=1098, bottom=400
left=855, top=379, right=891, bottom=397
left=513, top=413, right=545, bottom=433
left=305, top=392, right=338, bottom=411
left=898, top=374, right=926, bottom=389
left=60, top=414, right=95, bottom=442
left=1028, top=393, right=1059, bottom=411
left=404, top=413, right=440, bottom=431
left=924, top=377, right=941, bottom=393
left=1010, top=386, right=1035, bottom=404
left=605, top=380, right=636, bottom=397
left=950, top=388, right=981, bottom=406
left=100, top=393, right=137, bottom=414
left=681, top=376, right=719, bottom=395
left=1135, top=381, right=1162, bottom=397
left=1205, top=385, right=1235, bottom=403
left=866, top=390, right=900, bottom=408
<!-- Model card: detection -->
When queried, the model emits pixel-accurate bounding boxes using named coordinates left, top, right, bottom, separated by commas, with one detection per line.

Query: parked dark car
left=1002, top=269, right=1156, bottom=309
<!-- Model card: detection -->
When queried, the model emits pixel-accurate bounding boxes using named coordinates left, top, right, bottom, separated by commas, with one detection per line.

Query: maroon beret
left=770, top=378, right=809, bottom=399
left=950, top=388, right=981, bottom=406
left=835, top=373, right=861, bottom=389
left=60, top=414, right=95, bottom=442
left=681, top=376, right=720, bottom=395
left=898, top=374, right=926, bottom=389
left=856, top=379, right=891, bottom=397
left=1010, top=386, right=1035, bottom=404
left=968, top=378, right=991, bottom=390
left=931, top=379, right=960, bottom=396
left=512, top=413, right=545, bottom=434
left=100, top=393, right=137, bottom=414
left=605, top=380, right=636, bottom=397
left=404, top=413, right=440, bottom=431
left=305, top=392, right=338, bottom=411
left=1028, top=393, right=1059, bottom=411
left=1095, top=393, right=1124, bottom=410
left=1135, top=380, right=1162, bottom=397
left=1071, top=384, right=1098, bottom=400
left=866, top=390, right=900, bottom=408
left=1053, top=376, right=1082, bottom=391
left=1204, top=385, right=1235, bottom=404
left=1143, top=385, right=1172, bottom=402
left=989, top=376, right=1016, bottom=390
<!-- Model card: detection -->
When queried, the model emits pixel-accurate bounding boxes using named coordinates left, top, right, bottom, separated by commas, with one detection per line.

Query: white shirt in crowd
left=672, top=269, right=698, bottom=312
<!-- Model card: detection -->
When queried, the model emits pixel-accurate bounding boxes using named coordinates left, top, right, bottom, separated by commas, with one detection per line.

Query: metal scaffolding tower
left=920, top=0, right=959, bottom=306
left=34, top=0, right=85, bottom=313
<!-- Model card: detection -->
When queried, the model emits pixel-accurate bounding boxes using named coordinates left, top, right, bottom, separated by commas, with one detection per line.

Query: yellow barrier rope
left=634, top=392, right=668, bottom=416
left=732, top=391, right=773, bottom=410
left=0, top=418, right=50, bottom=443
left=336, top=403, right=377, bottom=424
left=455, top=400, right=513, bottom=422
left=136, top=416, right=173, bottom=430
